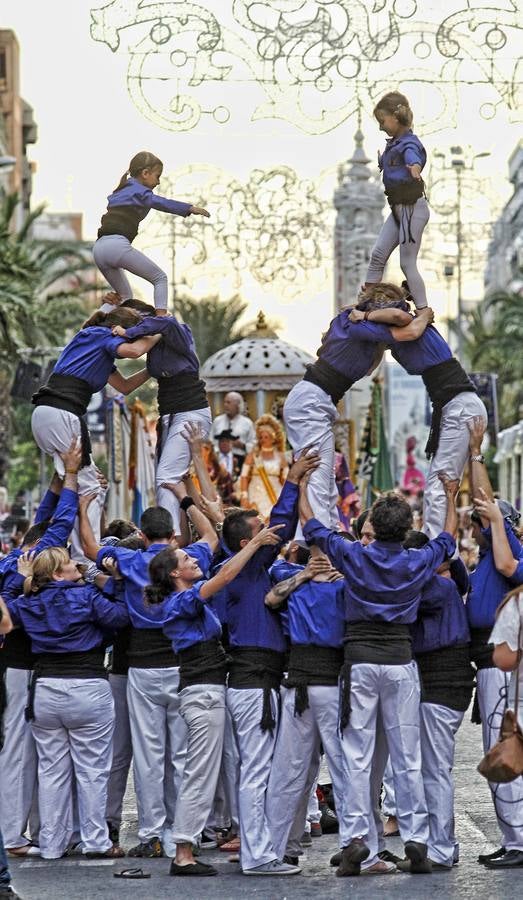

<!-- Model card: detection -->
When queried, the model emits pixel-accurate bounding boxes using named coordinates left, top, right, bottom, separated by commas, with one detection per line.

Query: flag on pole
left=356, top=378, right=393, bottom=506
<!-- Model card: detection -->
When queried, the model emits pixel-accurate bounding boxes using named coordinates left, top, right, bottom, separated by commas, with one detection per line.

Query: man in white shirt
left=215, top=429, right=239, bottom=479
left=210, top=392, right=255, bottom=468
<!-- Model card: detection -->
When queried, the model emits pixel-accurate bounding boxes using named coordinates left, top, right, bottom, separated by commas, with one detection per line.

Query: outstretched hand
left=190, top=205, right=210, bottom=217
left=288, top=449, right=321, bottom=484
left=112, top=325, right=127, bottom=337
left=199, top=494, right=224, bottom=525
left=181, top=422, right=205, bottom=454
left=472, top=487, right=502, bottom=523
left=468, top=416, right=486, bottom=453
left=406, top=163, right=422, bottom=181
left=252, top=524, right=286, bottom=547
left=17, top=550, right=36, bottom=578
left=438, top=472, right=460, bottom=498
left=60, top=437, right=82, bottom=474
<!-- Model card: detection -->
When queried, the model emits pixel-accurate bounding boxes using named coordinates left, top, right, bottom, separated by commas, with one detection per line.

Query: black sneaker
left=378, top=849, right=403, bottom=865
left=0, top=888, right=23, bottom=900
left=404, top=840, right=432, bottom=874
left=478, top=847, right=505, bottom=865
left=283, top=855, right=300, bottom=866
left=336, top=839, right=370, bottom=877
left=319, top=803, right=339, bottom=834
left=128, top=836, right=164, bottom=858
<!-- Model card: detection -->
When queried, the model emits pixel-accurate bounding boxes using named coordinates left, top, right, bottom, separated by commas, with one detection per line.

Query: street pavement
left=10, top=717, right=523, bottom=900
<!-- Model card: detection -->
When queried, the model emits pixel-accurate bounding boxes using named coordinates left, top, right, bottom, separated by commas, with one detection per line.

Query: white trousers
left=382, top=759, right=396, bottom=817
left=171, top=685, right=226, bottom=845
left=93, top=234, right=169, bottom=310
left=0, top=669, right=39, bottom=848
left=341, top=662, right=429, bottom=848
left=31, top=406, right=105, bottom=562
left=307, top=771, right=321, bottom=825
left=31, top=678, right=114, bottom=858
left=156, top=408, right=212, bottom=535
left=106, top=674, right=132, bottom=830
left=227, top=687, right=280, bottom=871
left=423, top=392, right=487, bottom=539
left=266, top=685, right=349, bottom=859
left=209, top=707, right=240, bottom=832
left=420, top=703, right=464, bottom=866
left=283, top=381, right=339, bottom=541
left=477, top=668, right=523, bottom=851
left=365, top=198, right=430, bottom=309
left=126, top=666, right=187, bottom=845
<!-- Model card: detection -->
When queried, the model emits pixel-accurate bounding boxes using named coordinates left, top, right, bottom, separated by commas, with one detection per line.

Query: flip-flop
left=114, top=868, right=151, bottom=879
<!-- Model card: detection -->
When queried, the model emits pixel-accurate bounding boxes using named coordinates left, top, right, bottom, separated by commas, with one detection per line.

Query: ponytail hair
left=144, top=546, right=179, bottom=606
left=82, top=307, right=140, bottom=330
left=373, top=91, right=413, bottom=128
left=113, top=151, right=163, bottom=192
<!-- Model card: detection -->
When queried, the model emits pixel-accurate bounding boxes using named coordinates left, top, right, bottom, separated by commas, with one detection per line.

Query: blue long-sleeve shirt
left=379, top=130, right=426, bottom=190
left=7, top=581, right=129, bottom=654
left=124, top=314, right=200, bottom=380
left=96, top=540, right=213, bottom=629
left=412, top=573, right=470, bottom=654
left=302, top=518, right=455, bottom=624
left=0, top=487, right=78, bottom=602
left=138, top=581, right=222, bottom=652
left=270, top=561, right=345, bottom=648
left=312, top=312, right=389, bottom=382
left=347, top=321, right=452, bottom=375
left=53, top=327, right=126, bottom=391
left=221, top=481, right=299, bottom=651
left=467, top=521, right=521, bottom=629
left=105, top=178, right=191, bottom=219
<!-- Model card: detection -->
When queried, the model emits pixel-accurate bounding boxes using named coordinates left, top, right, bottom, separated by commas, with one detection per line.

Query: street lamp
left=433, top=148, right=491, bottom=361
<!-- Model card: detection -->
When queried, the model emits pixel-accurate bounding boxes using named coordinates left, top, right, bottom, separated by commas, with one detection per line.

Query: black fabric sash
left=422, top=359, right=477, bottom=459
left=416, top=644, right=475, bottom=711
left=469, top=627, right=494, bottom=725
left=0, top=667, right=6, bottom=752
left=178, top=638, right=229, bottom=691
left=32, top=372, right=93, bottom=468
left=97, top=206, right=143, bottom=243
left=344, top=621, right=412, bottom=665
left=284, top=644, right=343, bottom=716
left=1, top=629, right=35, bottom=670
left=127, top=626, right=179, bottom=669
left=303, top=358, right=354, bottom=406
left=385, top=181, right=426, bottom=243
left=228, top=646, right=285, bottom=733
left=157, top=374, right=208, bottom=417
left=25, top=647, right=107, bottom=722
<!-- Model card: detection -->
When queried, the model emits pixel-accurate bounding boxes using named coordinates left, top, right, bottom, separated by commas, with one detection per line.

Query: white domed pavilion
left=201, top=312, right=314, bottom=419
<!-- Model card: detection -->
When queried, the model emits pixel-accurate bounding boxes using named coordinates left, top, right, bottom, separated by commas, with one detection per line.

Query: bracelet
left=65, top=469, right=78, bottom=474
left=180, top=496, right=195, bottom=512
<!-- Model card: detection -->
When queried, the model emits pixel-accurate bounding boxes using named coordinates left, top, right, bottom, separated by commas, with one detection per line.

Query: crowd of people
left=0, top=95, right=522, bottom=897
left=0, top=276, right=521, bottom=896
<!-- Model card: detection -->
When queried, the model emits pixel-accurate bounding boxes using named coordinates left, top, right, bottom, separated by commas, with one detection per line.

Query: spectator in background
left=214, top=430, right=241, bottom=481
left=210, top=393, right=255, bottom=470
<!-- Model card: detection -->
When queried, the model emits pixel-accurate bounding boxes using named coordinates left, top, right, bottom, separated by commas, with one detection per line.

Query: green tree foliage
left=173, top=293, right=250, bottom=363
left=451, top=292, right=523, bottom=429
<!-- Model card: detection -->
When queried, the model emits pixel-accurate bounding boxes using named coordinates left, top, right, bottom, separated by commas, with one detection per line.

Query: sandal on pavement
left=85, top=846, right=125, bottom=859
left=114, top=868, right=151, bottom=879
left=219, top=837, right=240, bottom=852
left=169, top=861, right=218, bottom=876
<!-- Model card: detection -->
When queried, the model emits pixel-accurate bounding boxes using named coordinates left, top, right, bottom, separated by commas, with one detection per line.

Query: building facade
left=0, top=29, right=37, bottom=224
left=484, top=141, right=523, bottom=296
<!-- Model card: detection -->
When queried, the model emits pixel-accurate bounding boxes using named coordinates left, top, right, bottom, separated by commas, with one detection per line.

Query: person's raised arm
left=116, top=334, right=161, bottom=360
left=389, top=307, right=434, bottom=341
left=167, top=481, right=219, bottom=551
left=264, top=553, right=332, bottom=609
left=34, top=471, right=62, bottom=524
left=473, top=488, right=520, bottom=578
left=440, top=473, right=460, bottom=537
left=199, top=525, right=284, bottom=600
left=108, top=369, right=151, bottom=396
left=349, top=307, right=412, bottom=327
left=78, top=492, right=102, bottom=561
left=468, top=417, right=493, bottom=526
left=182, top=423, right=218, bottom=502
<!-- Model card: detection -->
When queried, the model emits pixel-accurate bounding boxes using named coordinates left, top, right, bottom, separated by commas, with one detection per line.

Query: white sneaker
left=243, top=859, right=301, bottom=876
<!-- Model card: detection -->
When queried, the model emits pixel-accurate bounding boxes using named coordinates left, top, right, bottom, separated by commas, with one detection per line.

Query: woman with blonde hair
left=240, top=415, right=288, bottom=520
left=7, top=547, right=128, bottom=861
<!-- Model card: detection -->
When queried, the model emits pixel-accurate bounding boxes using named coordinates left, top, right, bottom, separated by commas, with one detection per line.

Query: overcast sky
left=2, top=1, right=521, bottom=352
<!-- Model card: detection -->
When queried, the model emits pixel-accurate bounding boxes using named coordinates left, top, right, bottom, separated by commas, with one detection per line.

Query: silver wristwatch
left=470, top=454, right=485, bottom=463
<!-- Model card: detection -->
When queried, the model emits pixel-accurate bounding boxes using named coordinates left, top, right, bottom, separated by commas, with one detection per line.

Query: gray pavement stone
left=9, top=717, right=523, bottom=899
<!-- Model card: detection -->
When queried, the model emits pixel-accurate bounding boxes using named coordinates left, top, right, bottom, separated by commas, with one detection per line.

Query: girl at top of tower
left=93, top=150, right=210, bottom=316
left=364, top=91, right=429, bottom=310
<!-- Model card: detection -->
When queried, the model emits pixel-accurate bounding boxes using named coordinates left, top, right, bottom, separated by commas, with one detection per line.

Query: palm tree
left=453, top=291, right=523, bottom=429
left=0, top=192, right=95, bottom=482
left=173, top=293, right=251, bottom=363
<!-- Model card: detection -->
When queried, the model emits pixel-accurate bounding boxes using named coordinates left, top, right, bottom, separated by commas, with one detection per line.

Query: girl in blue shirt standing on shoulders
left=93, top=151, right=210, bottom=315
left=365, top=92, right=429, bottom=310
